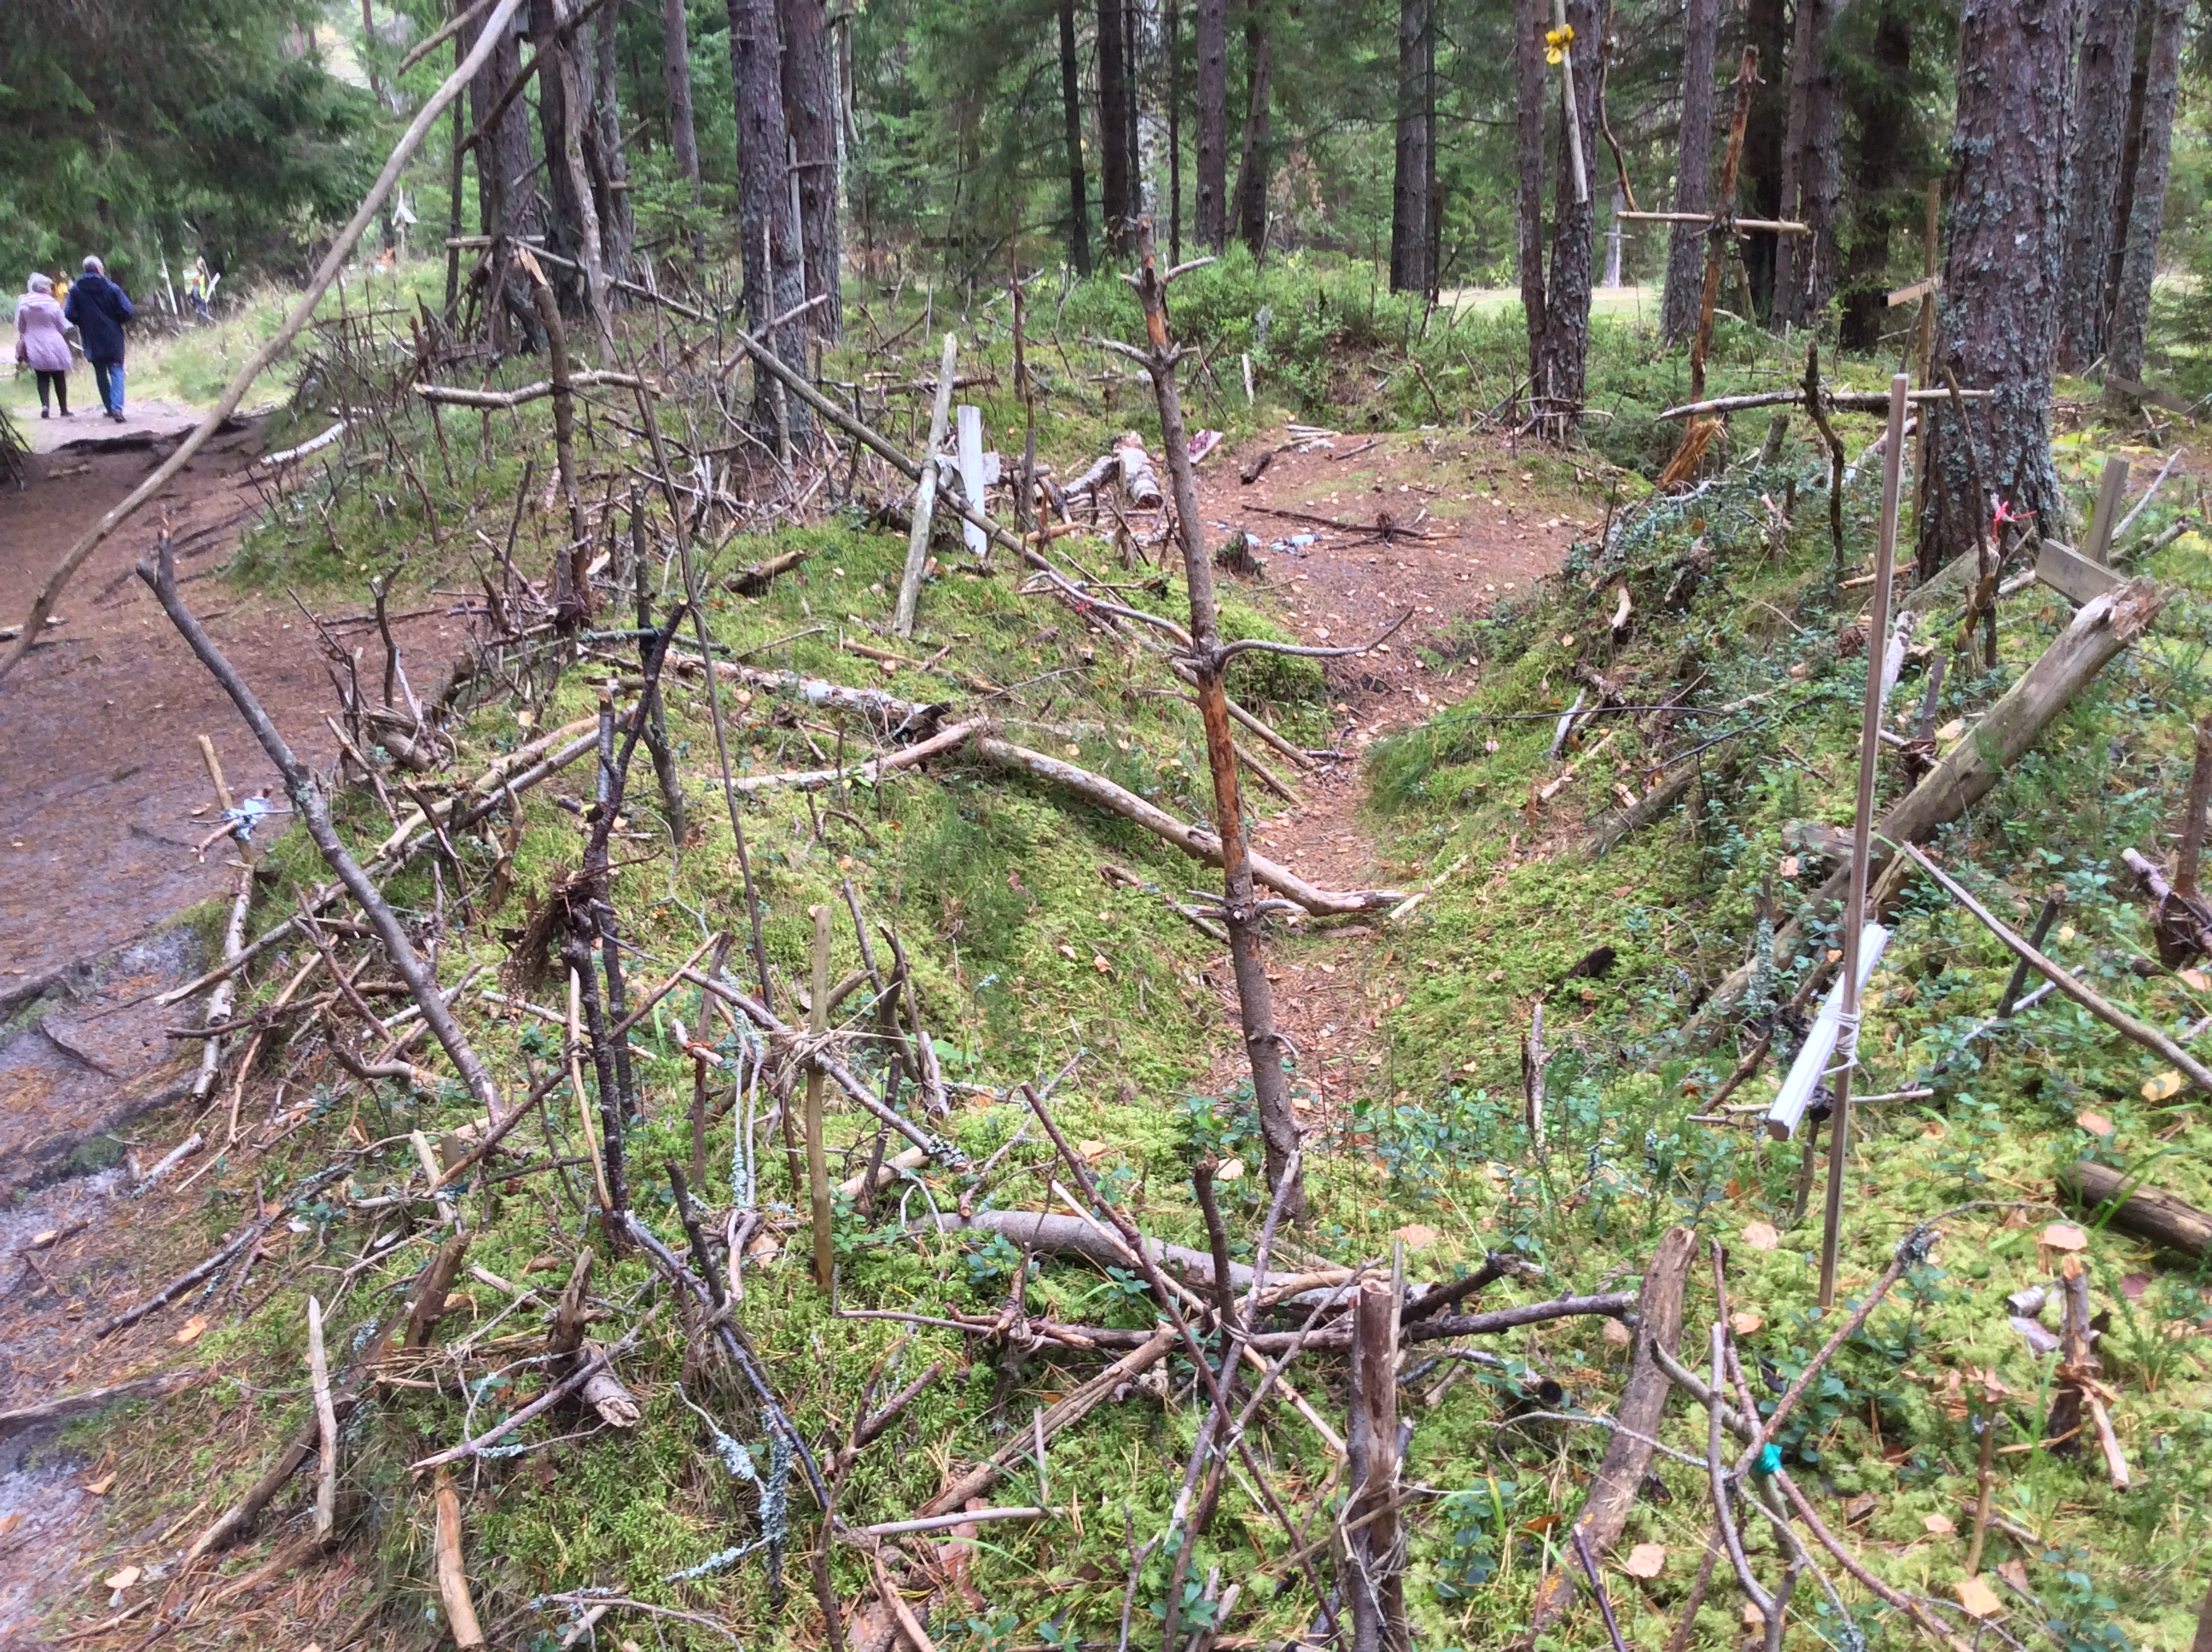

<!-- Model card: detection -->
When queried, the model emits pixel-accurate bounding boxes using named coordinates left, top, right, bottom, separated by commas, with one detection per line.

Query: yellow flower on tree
left=1544, top=21, right=1575, bottom=62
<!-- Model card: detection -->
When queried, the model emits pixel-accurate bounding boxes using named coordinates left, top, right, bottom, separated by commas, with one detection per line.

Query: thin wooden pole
left=806, top=902, right=835, bottom=1292
left=1551, top=0, right=1589, bottom=206
left=1819, top=373, right=1910, bottom=1308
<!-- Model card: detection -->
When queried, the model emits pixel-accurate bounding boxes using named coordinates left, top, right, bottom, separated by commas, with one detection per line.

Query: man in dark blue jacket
left=64, top=256, right=135, bottom=422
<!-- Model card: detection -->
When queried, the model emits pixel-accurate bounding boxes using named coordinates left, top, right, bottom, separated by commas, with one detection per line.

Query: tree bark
left=1130, top=218, right=1305, bottom=1218
left=531, top=0, right=615, bottom=353
left=1389, top=0, right=1433, bottom=294
left=1917, top=0, right=2078, bottom=571
left=591, top=0, right=635, bottom=284
left=1659, top=0, right=1720, bottom=343
left=1231, top=4, right=1272, bottom=256
left=662, top=0, right=704, bottom=231
left=1836, top=2, right=1913, bottom=351
left=727, top=0, right=811, bottom=436
left=2103, top=0, right=2183, bottom=405
left=1739, top=0, right=1789, bottom=315
left=1098, top=0, right=1133, bottom=258
left=2106, top=7, right=2152, bottom=325
left=2058, top=0, right=2139, bottom=371
left=1515, top=0, right=1550, bottom=362
left=1167, top=0, right=1183, bottom=263
left=1058, top=0, right=1093, bottom=275
left=779, top=0, right=843, bottom=338
left=1533, top=0, right=1601, bottom=434
left=1196, top=0, right=1228, bottom=250
left=470, top=7, right=541, bottom=352
left=1775, top=0, right=1839, bottom=326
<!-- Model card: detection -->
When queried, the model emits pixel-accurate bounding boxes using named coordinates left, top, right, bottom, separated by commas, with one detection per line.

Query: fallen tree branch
left=0, top=1371, right=204, bottom=1444
left=917, top=1329, right=1173, bottom=1516
left=139, top=531, right=506, bottom=1125
left=2060, top=1160, right=2211, bottom=1260
left=1525, top=1227, right=1697, bottom=1632
left=414, top=369, right=645, bottom=408
left=1900, top=841, right=2212, bottom=1094
left=972, top=736, right=1404, bottom=915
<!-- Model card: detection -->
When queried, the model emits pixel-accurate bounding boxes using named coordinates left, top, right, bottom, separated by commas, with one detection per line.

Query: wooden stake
left=307, top=1295, right=338, bottom=1545
left=1550, top=0, right=1589, bottom=205
left=806, top=902, right=835, bottom=1292
left=1819, top=373, right=1909, bottom=1310
left=433, top=1468, right=487, bottom=1650
left=893, top=334, right=959, bottom=637
left=1345, top=1280, right=1407, bottom=1652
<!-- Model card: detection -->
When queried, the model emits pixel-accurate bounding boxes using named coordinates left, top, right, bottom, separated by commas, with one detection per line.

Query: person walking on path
left=64, top=255, right=134, bottom=422
left=15, top=274, right=73, bottom=417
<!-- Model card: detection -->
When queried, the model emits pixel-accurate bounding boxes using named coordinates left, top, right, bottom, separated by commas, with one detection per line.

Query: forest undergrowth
left=28, top=254, right=2212, bottom=1652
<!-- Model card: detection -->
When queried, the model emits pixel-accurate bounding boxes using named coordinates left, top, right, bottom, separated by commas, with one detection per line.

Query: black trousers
left=34, top=369, right=67, bottom=413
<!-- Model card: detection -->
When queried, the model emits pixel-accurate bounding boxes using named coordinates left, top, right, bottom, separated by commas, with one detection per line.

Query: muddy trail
left=0, top=427, right=473, bottom=1647
left=0, top=416, right=1580, bottom=1647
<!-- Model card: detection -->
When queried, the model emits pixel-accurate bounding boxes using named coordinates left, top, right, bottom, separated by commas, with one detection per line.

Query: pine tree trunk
left=727, top=0, right=812, bottom=435
left=1836, top=0, right=1912, bottom=351
left=2105, top=10, right=2152, bottom=324
left=1739, top=0, right=1788, bottom=315
left=1516, top=0, right=1550, bottom=362
left=2104, top=0, right=2183, bottom=403
left=1424, top=20, right=1441, bottom=290
left=1231, top=5, right=1272, bottom=255
left=1196, top=0, right=1228, bottom=249
left=532, top=0, right=615, bottom=353
left=778, top=0, right=843, bottom=338
left=591, top=1, right=635, bottom=285
left=1167, top=0, right=1183, bottom=263
left=1058, top=0, right=1093, bottom=274
left=1098, top=0, right=1133, bottom=259
left=470, top=8, right=541, bottom=352
left=2058, top=0, right=2139, bottom=371
left=1534, top=0, right=1601, bottom=434
left=1389, top=0, right=1433, bottom=293
left=1124, top=0, right=1143, bottom=221
left=1660, top=0, right=1720, bottom=343
left=1776, top=0, right=1839, bottom=327
left=1918, top=0, right=2077, bottom=573
left=662, top=0, right=704, bottom=230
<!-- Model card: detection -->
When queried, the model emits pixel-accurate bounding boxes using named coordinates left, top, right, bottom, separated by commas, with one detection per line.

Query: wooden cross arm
left=1615, top=210, right=1811, bottom=237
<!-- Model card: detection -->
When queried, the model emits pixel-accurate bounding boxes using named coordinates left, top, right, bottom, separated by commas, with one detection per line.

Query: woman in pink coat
left=15, top=274, right=72, bottom=417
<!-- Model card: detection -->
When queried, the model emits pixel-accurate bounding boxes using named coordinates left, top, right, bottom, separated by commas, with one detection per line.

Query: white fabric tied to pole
left=1764, top=922, right=1891, bottom=1142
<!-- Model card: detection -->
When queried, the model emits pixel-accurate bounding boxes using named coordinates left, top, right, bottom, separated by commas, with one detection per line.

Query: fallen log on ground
left=1526, top=1226, right=1697, bottom=1632
left=0, top=1371, right=204, bottom=1445
left=702, top=718, right=985, bottom=794
left=662, top=651, right=949, bottom=739
left=1691, top=578, right=2167, bottom=1039
left=972, top=736, right=1404, bottom=916
left=414, top=369, right=644, bottom=408
left=2060, top=1160, right=2212, bottom=1260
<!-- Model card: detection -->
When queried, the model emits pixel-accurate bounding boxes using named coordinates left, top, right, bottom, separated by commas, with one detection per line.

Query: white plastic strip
left=1763, top=922, right=1891, bottom=1141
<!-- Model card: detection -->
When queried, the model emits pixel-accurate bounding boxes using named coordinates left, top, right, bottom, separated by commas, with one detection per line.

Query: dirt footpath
left=1190, top=427, right=1592, bottom=1118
